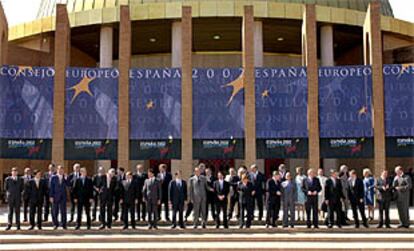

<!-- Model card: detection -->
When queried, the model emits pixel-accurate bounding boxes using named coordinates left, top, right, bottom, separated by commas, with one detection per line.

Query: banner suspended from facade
left=255, top=67, right=308, bottom=159
left=129, top=68, right=182, bottom=160
left=384, top=64, right=414, bottom=157
left=64, top=67, right=118, bottom=160
left=0, top=66, right=54, bottom=159
left=193, top=68, right=244, bottom=159
left=319, top=65, right=373, bottom=158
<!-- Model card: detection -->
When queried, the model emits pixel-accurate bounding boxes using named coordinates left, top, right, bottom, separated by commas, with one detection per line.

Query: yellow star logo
left=398, top=63, right=414, bottom=78
left=221, top=73, right=244, bottom=106
left=68, top=76, right=95, bottom=104
left=261, top=89, right=269, bottom=98
left=358, top=106, right=368, bottom=115
left=146, top=100, right=155, bottom=110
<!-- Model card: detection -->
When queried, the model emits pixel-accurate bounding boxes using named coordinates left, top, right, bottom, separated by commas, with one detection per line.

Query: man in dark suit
left=68, top=163, right=81, bottom=223
left=22, top=167, right=32, bottom=223
left=266, top=171, right=282, bottom=228
left=157, top=164, right=172, bottom=221
left=49, top=165, right=69, bottom=230
left=226, top=167, right=240, bottom=220
left=213, top=171, right=230, bottom=228
left=92, top=166, right=105, bottom=221
left=96, top=168, right=118, bottom=229
left=376, top=170, right=393, bottom=228
left=302, top=168, right=322, bottom=228
left=168, top=170, right=187, bottom=229
left=73, top=167, right=94, bottom=230
left=4, top=167, right=24, bottom=230
left=205, top=167, right=217, bottom=221
left=43, top=163, right=56, bottom=222
left=324, top=169, right=344, bottom=228
left=249, top=164, right=265, bottom=221
left=134, top=164, right=147, bottom=222
left=120, top=171, right=138, bottom=229
left=143, top=168, right=162, bottom=229
left=27, top=170, right=47, bottom=230
left=348, top=169, right=369, bottom=228
left=238, top=174, right=255, bottom=228
left=393, top=165, right=412, bottom=228
left=113, top=167, right=125, bottom=221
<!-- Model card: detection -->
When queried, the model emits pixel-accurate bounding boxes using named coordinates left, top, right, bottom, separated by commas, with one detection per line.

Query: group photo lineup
left=0, top=0, right=413, bottom=250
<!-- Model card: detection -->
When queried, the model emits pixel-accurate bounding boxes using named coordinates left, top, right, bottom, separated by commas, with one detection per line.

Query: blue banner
left=384, top=64, right=414, bottom=137
left=0, top=66, right=54, bottom=139
left=0, top=66, right=54, bottom=159
left=319, top=65, right=373, bottom=138
left=193, top=68, right=244, bottom=139
left=255, top=67, right=308, bottom=138
left=65, top=67, right=118, bottom=160
left=129, top=68, right=181, bottom=140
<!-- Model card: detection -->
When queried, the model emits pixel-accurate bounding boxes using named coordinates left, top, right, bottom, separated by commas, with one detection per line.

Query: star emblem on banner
left=221, top=73, right=244, bottom=106
left=146, top=100, right=155, bottom=110
left=358, top=105, right=368, bottom=115
left=69, top=76, right=96, bottom=104
left=261, top=89, right=270, bottom=98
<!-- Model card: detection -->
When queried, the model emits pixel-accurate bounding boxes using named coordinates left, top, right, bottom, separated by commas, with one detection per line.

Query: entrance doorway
left=264, top=158, right=285, bottom=178
left=198, top=159, right=235, bottom=175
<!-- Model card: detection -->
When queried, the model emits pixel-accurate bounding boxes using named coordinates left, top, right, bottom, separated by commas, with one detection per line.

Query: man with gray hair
left=68, top=163, right=81, bottom=223
left=189, top=166, right=212, bottom=228
left=97, top=168, right=117, bottom=229
left=339, top=164, right=350, bottom=224
left=249, top=164, right=265, bottom=221
left=393, top=165, right=412, bottom=228
left=92, top=166, right=105, bottom=221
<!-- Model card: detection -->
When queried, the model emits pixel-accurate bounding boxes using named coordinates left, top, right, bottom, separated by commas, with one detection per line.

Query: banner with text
left=0, top=66, right=54, bottom=159
left=129, top=68, right=181, bottom=159
left=65, top=67, right=118, bottom=160
left=255, top=67, right=308, bottom=158
left=319, top=66, right=373, bottom=158
left=193, top=68, right=244, bottom=159
left=384, top=64, right=414, bottom=157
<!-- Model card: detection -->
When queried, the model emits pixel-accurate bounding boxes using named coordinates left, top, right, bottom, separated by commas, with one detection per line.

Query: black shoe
left=62, top=226, right=67, bottom=230
left=148, top=225, right=153, bottom=230
left=75, top=226, right=80, bottom=230
left=193, top=225, right=198, bottom=229
left=99, top=225, right=105, bottom=230
left=239, top=225, right=244, bottom=229
left=265, top=224, right=270, bottom=228
left=328, top=225, right=333, bottom=228
left=171, top=225, right=177, bottom=229
left=28, top=226, right=34, bottom=230
left=290, top=225, right=294, bottom=228
left=91, top=218, right=96, bottom=222
left=166, top=218, right=171, bottom=222
left=385, top=225, right=392, bottom=229
left=107, top=225, right=111, bottom=229
left=314, top=225, right=319, bottom=229
left=355, top=225, right=360, bottom=228
left=16, top=226, right=21, bottom=231
left=38, top=226, right=42, bottom=230
left=53, top=226, right=58, bottom=230
left=307, top=225, right=311, bottom=229
left=224, top=225, right=229, bottom=229
left=180, top=225, right=186, bottom=229
left=216, top=225, right=220, bottom=229
left=5, top=226, right=11, bottom=231
left=69, top=219, right=73, bottom=223
left=123, top=226, right=128, bottom=230
left=363, top=223, right=369, bottom=228
left=132, top=226, right=136, bottom=229
left=202, top=223, right=206, bottom=229
left=377, top=224, right=383, bottom=228
left=87, top=226, right=91, bottom=230
left=337, top=225, right=342, bottom=228
left=153, top=226, right=158, bottom=230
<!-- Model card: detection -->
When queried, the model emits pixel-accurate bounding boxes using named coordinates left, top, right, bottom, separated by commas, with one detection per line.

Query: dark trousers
left=52, top=200, right=67, bottom=227
left=206, top=195, right=216, bottom=220
left=113, top=195, right=121, bottom=220
left=158, top=200, right=169, bottom=220
left=92, top=194, right=99, bottom=220
left=172, top=203, right=184, bottom=227
left=8, top=201, right=21, bottom=227
left=350, top=200, right=367, bottom=227
left=136, top=196, right=146, bottom=221
left=69, top=193, right=76, bottom=221
left=305, top=196, right=318, bottom=227
left=29, top=203, right=42, bottom=228
left=43, top=194, right=50, bottom=221
left=122, top=203, right=136, bottom=228
left=215, top=201, right=228, bottom=227
left=266, top=200, right=280, bottom=226
left=378, top=199, right=391, bottom=226
left=327, top=201, right=342, bottom=226
left=253, top=193, right=264, bottom=220
left=100, top=201, right=113, bottom=227
left=23, top=196, right=30, bottom=221
left=239, top=202, right=253, bottom=227
left=77, top=201, right=91, bottom=227
left=147, top=202, right=159, bottom=227
left=185, top=202, right=193, bottom=219
left=228, top=195, right=239, bottom=219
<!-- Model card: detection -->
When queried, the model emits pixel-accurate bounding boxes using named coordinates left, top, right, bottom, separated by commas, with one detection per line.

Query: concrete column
left=243, top=6, right=256, bottom=167
left=302, top=4, right=320, bottom=170
left=0, top=2, right=8, bottom=65
left=52, top=4, right=70, bottom=167
left=254, top=21, right=263, bottom=67
left=100, top=25, right=113, bottom=67
left=171, top=21, right=182, bottom=68
left=180, top=6, right=193, bottom=179
left=320, top=25, right=334, bottom=66
left=118, top=6, right=131, bottom=170
left=364, top=2, right=385, bottom=176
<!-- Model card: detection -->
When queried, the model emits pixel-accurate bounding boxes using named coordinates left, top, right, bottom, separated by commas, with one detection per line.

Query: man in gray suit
left=188, top=167, right=213, bottom=228
left=281, top=172, right=297, bottom=228
left=4, top=167, right=24, bottom=230
left=143, top=168, right=162, bottom=229
left=393, top=166, right=412, bottom=228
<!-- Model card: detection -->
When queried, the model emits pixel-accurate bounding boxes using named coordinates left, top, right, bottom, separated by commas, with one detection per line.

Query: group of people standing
left=3, top=162, right=412, bottom=231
